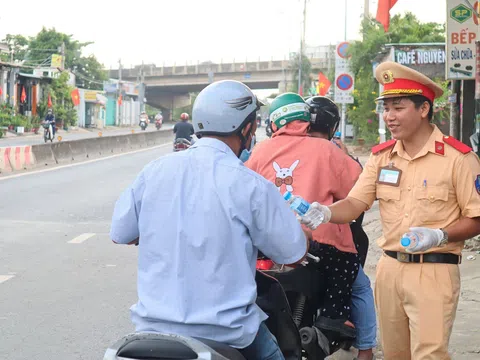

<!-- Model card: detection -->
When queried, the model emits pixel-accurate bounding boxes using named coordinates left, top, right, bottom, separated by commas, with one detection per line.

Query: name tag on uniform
left=377, top=164, right=402, bottom=187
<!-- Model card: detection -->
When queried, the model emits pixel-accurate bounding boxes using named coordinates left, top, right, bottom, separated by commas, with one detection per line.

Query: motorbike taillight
left=256, top=259, right=274, bottom=270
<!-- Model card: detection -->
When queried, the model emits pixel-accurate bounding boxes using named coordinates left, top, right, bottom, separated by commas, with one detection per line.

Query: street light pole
left=298, top=0, right=307, bottom=95
left=340, top=0, right=348, bottom=142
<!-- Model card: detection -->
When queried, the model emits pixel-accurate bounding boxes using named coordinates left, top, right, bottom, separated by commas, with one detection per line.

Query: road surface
left=2, top=127, right=478, bottom=360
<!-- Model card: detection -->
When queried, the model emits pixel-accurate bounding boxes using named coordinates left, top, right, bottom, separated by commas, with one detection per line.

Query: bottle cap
left=401, top=237, right=411, bottom=247
left=283, top=191, right=292, bottom=201
left=334, top=131, right=341, bottom=137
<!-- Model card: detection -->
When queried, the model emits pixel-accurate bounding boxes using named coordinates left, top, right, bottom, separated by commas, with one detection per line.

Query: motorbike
left=104, top=253, right=355, bottom=360
left=173, top=138, right=192, bottom=152
left=139, top=119, right=148, bottom=131
left=255, top=253, right=356, bottom=359
left=42, top=122, right=54, bottom=143
left=155, top=120, right=163, bottom=130
left=265, top=119, right=273, bottom=138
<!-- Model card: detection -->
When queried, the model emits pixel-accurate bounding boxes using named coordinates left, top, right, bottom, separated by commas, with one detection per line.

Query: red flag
left=316, top=72, right=332, bottom=96
left=118, top=95, right=123, bottom=106
left=376, top=0, right=398, bottom=32
left=71, top=88, right=80, bottom=106
left=47, top=93, right=53, bottom=108
left=20, top=86, right=27, bottom=103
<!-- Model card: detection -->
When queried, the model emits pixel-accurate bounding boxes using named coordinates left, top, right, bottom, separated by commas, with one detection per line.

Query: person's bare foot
left=356, top=349, right=374, bottom=360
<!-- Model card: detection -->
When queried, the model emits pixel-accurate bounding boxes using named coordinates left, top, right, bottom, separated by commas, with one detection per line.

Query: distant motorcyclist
left=139, top=111, right=148, bottom=124
left=256, top=114, right=262, bottom=127
left=155, top=112, right=163, bottom=130
left=173, top=112, right=194, bottom=142
left=44, top=108, right=56, bottom=136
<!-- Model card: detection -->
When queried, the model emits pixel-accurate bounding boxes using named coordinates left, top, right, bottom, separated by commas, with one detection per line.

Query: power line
left=72, top=70, right=105, bottom=86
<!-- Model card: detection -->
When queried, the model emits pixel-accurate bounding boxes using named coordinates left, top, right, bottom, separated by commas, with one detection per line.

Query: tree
left=288, top=51, right=312, bottom=94
left=3, top=28, right=107, bottom=90
left=38, top=72, right=77, bottom=127
left=73, top=55, right=108, bottom=90
left=27, top=27, right=90, bottom=68
left=347, top=13, right=446, bottom=143
left=1, top=34, right=29, bottom=62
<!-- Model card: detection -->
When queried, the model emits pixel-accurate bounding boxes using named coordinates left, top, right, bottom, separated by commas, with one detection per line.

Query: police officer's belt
left=385, top=251, right=461, bottom=264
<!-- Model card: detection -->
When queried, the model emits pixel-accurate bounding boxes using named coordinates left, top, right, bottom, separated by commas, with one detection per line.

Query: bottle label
left=291, top=199, right=310, bottom=215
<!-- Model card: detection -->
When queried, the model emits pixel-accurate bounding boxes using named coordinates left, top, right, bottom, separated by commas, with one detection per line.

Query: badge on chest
left=377, top=162, right=402, bottom=187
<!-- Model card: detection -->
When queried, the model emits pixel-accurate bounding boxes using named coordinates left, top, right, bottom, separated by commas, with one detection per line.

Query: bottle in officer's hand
left=401, top=232, right=421, bottom=251
left=283, top=191, right=325, bottom=230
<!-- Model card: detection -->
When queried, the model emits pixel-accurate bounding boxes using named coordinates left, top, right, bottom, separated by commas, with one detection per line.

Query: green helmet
left=269, top=92, right=311, bottom=129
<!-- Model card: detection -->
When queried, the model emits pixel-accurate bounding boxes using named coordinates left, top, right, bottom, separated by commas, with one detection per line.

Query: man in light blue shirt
left=110, top=80, right=309, bottom=360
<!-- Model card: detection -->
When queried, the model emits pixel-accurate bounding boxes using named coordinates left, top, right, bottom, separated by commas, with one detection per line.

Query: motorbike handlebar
left=306, top=253, right=320, bottom=263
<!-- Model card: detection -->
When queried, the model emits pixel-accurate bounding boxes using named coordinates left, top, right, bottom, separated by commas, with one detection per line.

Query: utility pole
left=140, top=61, right=146, bottom=116
left=340, top=0, right=348, bottom=142
left=60, top=42, right=65, bottom=70
left=116, top=59, right=122, bottom=126
left=364, top=0, right=369, bottom=18
left=298, top=0, right=307, bottom=95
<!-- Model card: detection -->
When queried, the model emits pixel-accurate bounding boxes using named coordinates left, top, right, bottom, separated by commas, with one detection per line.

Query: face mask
left=239, top=134, right=255, bottom=163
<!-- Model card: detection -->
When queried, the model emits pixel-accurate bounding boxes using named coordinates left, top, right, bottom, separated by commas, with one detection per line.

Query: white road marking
left=0, top=275, right=14, bottom=284
left=0, top=142, right=171, bottom=181
left=68, top=233, right=96, bottom=244
left=105, top=264, right=117, bottom=267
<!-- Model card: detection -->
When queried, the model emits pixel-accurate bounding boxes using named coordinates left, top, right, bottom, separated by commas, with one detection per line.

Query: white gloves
left=404, top=227, right=444, bottom=253
left=296, top=202, right=331, bottom=230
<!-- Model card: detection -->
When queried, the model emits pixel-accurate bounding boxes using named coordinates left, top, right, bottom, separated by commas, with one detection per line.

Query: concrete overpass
left=109, top=57, right=330, bottom=117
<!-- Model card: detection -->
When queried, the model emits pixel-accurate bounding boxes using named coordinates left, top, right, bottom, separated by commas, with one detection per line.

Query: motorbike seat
left=115, top=334, right=246, bottom=360
left=194, top=338, right=246, bottom=360
left=117, top=338, right=198, bottom=359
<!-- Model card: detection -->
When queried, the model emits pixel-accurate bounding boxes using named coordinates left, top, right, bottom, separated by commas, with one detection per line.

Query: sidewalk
left=0, top=124, right=174, bottom=148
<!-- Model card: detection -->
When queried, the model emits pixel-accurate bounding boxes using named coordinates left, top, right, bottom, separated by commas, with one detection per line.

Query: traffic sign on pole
left=334, top=42, right=354, bottom=104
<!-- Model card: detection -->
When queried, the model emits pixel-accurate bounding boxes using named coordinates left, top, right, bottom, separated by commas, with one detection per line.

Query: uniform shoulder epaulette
left=371, top=139, right=396, bottom=155
left=443, top=136, right=472, bottom=154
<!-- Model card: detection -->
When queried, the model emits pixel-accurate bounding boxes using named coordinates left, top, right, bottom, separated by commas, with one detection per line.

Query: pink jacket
left=246, top=121, right=361, bottom=253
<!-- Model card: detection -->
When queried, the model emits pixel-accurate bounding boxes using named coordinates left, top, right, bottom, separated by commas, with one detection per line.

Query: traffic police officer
left=306, top=61, right=480, bottom=359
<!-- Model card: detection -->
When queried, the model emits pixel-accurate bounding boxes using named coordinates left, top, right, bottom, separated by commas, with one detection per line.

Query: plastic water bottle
left=333, top=131, right=341, bottom=139
left=400, top=232, right=422, bottom=251
left=283, top=191, right=324, bottom=230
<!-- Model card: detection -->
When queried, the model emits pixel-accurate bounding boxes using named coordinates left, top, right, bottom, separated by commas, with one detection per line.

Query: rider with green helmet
left=245, top=92, right=363, bottom=356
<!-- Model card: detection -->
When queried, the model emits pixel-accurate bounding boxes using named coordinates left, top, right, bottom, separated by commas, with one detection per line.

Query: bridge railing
left=109, top=57, right=331, bottom=79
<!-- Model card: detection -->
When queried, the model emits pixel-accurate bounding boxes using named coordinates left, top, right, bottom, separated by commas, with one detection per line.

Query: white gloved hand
left=405, top=227, right=443, bottom=253
left=295, top=202, right=331, bottom=230
left=310, top=202, right=332, bottom=224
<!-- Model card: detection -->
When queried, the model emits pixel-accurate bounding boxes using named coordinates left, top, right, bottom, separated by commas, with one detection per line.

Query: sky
left=0, top=0, right=447, bottom=70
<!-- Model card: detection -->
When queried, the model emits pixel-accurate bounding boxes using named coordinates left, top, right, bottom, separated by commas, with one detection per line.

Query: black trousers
left=309, top=241, right=360, bottom=320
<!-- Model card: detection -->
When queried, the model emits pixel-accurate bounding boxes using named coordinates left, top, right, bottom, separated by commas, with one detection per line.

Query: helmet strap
left=237, top=122, right=253, bottom=157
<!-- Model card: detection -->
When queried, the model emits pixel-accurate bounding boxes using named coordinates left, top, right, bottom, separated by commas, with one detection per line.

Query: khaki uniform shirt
left=349, top=125, right=480, bottom=255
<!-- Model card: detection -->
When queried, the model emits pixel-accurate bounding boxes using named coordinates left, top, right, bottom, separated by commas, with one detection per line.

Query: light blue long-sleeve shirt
left=110, top=137, right=306, bottom=348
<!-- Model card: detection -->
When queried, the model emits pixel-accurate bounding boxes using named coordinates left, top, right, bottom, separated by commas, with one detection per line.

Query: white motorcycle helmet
left=193, top=80, right=263, bottom=136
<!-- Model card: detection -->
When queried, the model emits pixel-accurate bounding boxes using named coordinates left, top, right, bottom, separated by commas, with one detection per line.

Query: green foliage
left=38, top=71, right=77, bottom=126
left=347, top=13, right=446, bottom=143
left=145, top=104, right=161, bottom=117
left=2, top=34, right=29, bottom=61
left=2, top=28, right=107, bottom=90
left=73, top=54, right=108, bottom=90
left=288, top=51, right=312, bottom=94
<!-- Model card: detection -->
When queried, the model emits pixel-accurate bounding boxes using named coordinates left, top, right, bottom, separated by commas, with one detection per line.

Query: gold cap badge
left=382, top=70, right=394, bottom=84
